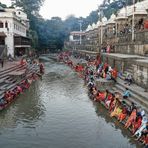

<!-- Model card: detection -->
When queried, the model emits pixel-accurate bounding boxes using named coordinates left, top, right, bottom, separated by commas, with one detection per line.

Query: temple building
left=65, top=0, right=148, bottom=89
left=0, top=6, right=30, bottom=58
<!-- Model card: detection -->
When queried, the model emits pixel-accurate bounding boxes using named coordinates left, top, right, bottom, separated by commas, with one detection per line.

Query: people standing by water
left=59, top=51, right=148, bottom=147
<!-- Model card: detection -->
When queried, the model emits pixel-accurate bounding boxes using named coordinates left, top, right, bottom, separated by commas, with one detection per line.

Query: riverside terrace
left=59, top=52, right=148, bottom=146
left=0, top=59, right=42, bottom=110
left=64, top=52, right=148, bottom=114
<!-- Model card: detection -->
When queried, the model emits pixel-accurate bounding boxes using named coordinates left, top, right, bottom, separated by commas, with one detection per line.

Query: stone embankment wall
left=133, top=61, right=148, bottom=89
left=65, top=30, right=148, bottom=89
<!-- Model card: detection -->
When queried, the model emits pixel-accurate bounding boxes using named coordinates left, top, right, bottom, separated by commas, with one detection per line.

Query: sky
left=0, top=0, right=102, bottom=20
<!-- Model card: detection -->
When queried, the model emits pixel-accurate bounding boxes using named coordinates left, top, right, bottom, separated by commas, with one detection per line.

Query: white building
left=0, top=6, right=30, bottom=57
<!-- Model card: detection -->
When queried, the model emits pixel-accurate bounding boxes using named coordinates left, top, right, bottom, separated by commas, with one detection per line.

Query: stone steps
left=112, top=86, right=143, bottom=112
left=125, top=68, right=133, bottom=74
left=117, top=78, right=148, bottom=101
left=0, top=64, right=26, bottom=79
left=112, top=85, right=148, bottom=114
left=0, top=64, right=40, bottom=99
left=114, top=78, right=148, bottom=113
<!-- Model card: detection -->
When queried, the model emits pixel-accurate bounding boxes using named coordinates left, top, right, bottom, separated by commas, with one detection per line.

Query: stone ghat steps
left=117, top=78, right=148, bottom=102
left=0, top=64, right=26, bottom=80
left=0, top=64, right=40, bottom=99
left=113, top=82, right=148, bottom=113
left=0, top=64, right=28, bottom=93
left=112, top=86, right=148, bottom=114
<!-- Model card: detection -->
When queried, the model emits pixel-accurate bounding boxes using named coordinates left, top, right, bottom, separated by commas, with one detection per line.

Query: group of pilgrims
left=0, top=59, right=44, bottom=110
left=58, top=51, right=148, bottom=147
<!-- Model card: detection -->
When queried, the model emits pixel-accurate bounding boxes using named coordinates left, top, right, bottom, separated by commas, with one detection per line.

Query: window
left=5, top=22, right=8, bottom=28
left=0, top=21, right=3, bottom=28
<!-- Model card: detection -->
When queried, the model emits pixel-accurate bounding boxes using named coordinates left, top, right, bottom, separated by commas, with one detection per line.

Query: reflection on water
left=0, top=57, right=142, bottom=148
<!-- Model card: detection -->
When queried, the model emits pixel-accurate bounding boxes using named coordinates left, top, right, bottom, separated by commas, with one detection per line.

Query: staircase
left=112, top=64, right=148, bottom=113
left=0, top=62, right=40, bottom=100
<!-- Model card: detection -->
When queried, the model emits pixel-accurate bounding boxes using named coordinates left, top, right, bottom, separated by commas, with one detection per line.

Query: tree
left=11, top=0, right=44, bottom=14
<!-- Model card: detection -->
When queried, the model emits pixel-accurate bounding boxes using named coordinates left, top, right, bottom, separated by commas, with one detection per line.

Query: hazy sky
left=0, top=0, right=102, bottom=20
left=40, top=0, right=102, bottom=20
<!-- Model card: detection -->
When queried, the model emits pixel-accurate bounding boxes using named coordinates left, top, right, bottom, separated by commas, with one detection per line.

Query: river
left=0, top=57, right=142, bottom=148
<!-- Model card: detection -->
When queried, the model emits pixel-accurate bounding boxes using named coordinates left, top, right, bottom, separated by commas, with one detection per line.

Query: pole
left=79, top=20, right=82, bottom=45
left=80, top=22, right=82, bottom=45
left=100, top=8, right=103, bottom=45
left=115, top=21, right=118, bottom=37
left=132, top=0, right=135, bottom=41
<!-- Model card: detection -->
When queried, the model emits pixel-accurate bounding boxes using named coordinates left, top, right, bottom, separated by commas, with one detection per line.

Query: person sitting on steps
left=123, top=88, right=131, bottom=99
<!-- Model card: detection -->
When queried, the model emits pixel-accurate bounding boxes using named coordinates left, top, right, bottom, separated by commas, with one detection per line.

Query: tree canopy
left=11, top=0, right=134, bottom=52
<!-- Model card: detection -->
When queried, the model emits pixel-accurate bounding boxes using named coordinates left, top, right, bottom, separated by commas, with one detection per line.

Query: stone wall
left=115, top=43, right=148, bottom=55
left=133, top=61, right=148, bottom=89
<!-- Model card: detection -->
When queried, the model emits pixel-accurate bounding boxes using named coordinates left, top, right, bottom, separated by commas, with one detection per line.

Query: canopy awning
left=0, top=32, right=6, bottom=37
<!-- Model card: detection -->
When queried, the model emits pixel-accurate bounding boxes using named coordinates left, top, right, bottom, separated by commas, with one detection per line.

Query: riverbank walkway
left=68, top=54, right=148, bottom=114
left=0, top=58, right=40, bottom=105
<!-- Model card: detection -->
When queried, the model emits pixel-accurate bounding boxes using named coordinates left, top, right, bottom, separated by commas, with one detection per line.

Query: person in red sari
left=105, top=93, right=114, bottom=108
left=131, top=116, right=142, bottom=134
left=95, top=90, right=108, bottom=102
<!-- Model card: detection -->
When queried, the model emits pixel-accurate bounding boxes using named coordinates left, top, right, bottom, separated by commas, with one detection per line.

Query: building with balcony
left=0, top=6, right=30, bottom=58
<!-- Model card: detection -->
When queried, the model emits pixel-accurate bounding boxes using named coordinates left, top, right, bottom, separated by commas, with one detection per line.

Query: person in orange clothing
left=125, top=108, right=137, bottom=129
left=111, top=68, right=118, bottom=82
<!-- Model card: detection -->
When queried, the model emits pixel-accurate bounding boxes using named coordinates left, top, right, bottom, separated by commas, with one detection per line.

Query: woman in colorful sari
left=109, top=97, right=120, bottom=112
left=117, top=105, right=128, bottom=122
left=95, top=90, right=108, bottom=102
left=110, top=105, right=122, bottom=118
left=131, top=116, right=142, bottom=134
left=125, top=108, right=137, bottom=129
left=105, top=93, right=114, bottom=108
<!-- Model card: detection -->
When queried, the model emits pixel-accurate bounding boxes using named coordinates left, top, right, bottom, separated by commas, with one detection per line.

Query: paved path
left=0, top=60, right=21, bottom=72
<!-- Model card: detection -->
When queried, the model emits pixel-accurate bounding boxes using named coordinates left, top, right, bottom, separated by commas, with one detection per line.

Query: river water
left=0, top=57, right=142, bottom=148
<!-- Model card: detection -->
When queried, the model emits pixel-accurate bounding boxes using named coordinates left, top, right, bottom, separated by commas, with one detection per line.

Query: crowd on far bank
left=0, top=56, right=44, bottom=111
left=58, top=51, right=148, bottom=147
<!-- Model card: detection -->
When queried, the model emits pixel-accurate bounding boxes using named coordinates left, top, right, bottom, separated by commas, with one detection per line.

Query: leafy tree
left=0, top=2, right=7, bottom=8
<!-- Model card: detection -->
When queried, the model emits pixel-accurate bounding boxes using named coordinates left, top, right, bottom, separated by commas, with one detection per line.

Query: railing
left=14, top=36, right=31, bottom=46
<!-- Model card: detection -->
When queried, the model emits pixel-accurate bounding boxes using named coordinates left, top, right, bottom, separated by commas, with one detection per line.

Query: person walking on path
left=0, top=58, right=4, bottom=68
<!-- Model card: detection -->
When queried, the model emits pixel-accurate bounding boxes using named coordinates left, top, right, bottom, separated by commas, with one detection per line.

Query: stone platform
left=96, top=78, right=114, bottom=91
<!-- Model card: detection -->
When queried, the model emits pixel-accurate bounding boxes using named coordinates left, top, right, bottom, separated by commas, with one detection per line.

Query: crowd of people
left=0, top=58, right=44, bottom=111
left=58, top=51, right=148, bottom=147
